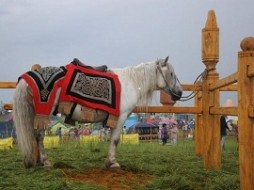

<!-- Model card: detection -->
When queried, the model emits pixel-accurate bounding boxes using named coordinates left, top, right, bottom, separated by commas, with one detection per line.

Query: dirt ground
left=64, top=168, right=152, bottom=190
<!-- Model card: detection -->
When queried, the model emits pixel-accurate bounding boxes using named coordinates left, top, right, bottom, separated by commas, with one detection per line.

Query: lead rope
left=177, top=69, right=207, bottom=102
left=176, top=68, right=215, bottom=102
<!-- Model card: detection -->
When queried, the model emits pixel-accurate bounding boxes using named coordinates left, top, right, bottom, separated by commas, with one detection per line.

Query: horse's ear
left=156, top=58, right=160, bottom=66
left=164, top=56, right=169, bottom=63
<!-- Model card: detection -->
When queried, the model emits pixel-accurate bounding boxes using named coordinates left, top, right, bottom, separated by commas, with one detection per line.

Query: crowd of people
left=36, top=114, right=241, bottom=148
left=160, top=122, right=178, bottom=145
left=56, top=124, right=113, bottom=143
left=159, top=115, right=239, bottom=149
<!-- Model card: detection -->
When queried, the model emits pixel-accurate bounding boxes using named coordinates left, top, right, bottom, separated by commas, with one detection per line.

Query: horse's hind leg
left=21, top=136, right=40, bottom=168
left=36, top=129, right=52, bottom=167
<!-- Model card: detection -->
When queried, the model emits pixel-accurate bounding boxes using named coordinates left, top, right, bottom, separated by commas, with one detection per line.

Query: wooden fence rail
left=209, top=106, right=238, bottom=116
left=209, top=72, right=238, bottom=91
left=0, top=82, right=16, bottom=89
left=133, top=106, right=202, bottom=114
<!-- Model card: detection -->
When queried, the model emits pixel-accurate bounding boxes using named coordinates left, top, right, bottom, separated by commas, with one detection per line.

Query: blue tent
left=123, top=114, right=138, bottom=129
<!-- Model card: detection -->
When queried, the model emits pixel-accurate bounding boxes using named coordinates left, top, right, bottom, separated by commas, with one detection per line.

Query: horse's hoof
left=23, top=159, right=36, bottom=168
left=109, top=163, right=121, bottom=169
left=24, top=162, right=33, bottom=168
left=43, top=160, right=53, bottom=168
left=105, top=162, right=120, bottom=169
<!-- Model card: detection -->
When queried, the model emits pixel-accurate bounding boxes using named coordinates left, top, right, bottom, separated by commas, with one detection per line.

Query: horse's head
left=156, top=56, right=183, bottom=102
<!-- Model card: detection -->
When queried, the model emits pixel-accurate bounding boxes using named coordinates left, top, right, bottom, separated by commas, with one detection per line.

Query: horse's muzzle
left=171, top=90, right=182, bottom=101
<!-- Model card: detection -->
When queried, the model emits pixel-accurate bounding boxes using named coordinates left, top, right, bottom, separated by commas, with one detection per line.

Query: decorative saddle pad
left=18, top=63, right=121, bottom=119
left=19, top=66, right=67, bottom=116
left=60, top=64, right=121, bottom=116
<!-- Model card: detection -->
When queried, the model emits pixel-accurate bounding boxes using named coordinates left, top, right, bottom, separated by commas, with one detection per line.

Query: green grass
left=0, top=136, right=240, bottom=190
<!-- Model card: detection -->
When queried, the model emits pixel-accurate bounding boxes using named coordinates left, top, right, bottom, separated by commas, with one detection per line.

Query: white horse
left=13, top=57, right=182, bottom=168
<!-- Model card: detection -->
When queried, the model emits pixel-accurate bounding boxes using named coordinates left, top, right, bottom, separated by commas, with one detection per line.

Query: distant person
left=231, top=119, right=239, bottom=148
left=74, top=128, right=80, bottom=140
left=220, top=115, right=230, bottom=150
left=170, top=123, right=178, bottom=145
left=161, top=123, right=169, bottom=145
left=58, top=127, right=63, bottom=144
left=122, top=126, right=127, bottom=134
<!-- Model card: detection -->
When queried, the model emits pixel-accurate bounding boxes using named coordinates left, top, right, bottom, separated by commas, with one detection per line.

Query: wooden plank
left=238, top=50, right=254, bottom=190
left=0, top=81, right=237, bottom=91
left=3, top=104, right=13, bottom=110
left=194, top=90, right=203, bottom=156
left=209, top=72, right=238, bottom=91
left=220, top=84, right=238, bottom=91
left=182, top=84, right=237, bottom=92
left=248, top=105, right=254, bottom=118
left=182, top=84, right=202, bottom=91
left=133, top=106, right=202, bottom=114
left=0, top=82, right=16, bottom=89
left=247, top=65, right=254, bottom=77
left=209, top=106, right=238, bottom=116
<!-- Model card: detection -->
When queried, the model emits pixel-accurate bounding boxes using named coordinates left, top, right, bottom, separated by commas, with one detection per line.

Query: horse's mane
left=112, top=61, right=159, bottom=105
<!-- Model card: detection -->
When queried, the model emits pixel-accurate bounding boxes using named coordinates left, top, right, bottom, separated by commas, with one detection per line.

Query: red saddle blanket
left=60, top=64, right=121, bottom=116
left=19, top=63, right=121, bottom=118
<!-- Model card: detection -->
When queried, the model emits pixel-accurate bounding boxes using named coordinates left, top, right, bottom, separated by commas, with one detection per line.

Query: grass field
left=0, top=135, right=240, bottom=190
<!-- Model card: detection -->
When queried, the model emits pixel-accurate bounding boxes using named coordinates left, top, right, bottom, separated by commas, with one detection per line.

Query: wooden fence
left=135, top=10, right=254, bottom=190
left=1, top=10, right=253, bottom=190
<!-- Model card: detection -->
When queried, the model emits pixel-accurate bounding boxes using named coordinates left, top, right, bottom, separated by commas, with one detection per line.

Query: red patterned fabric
left=60, top=64, right=121, bottom=116
left=19, top=73, right=64, bottom=115
left=18, top=64, right=121, bottom=117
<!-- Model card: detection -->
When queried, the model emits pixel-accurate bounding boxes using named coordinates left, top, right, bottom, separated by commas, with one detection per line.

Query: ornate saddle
left=71, top=58, right=108, bottom=72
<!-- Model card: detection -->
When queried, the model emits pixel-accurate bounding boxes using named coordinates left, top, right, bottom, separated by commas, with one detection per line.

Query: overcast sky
left=0, top=0, right=253, bottom=106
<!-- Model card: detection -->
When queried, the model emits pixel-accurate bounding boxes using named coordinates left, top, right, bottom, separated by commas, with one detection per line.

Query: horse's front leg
left=105, top=115, right=127, bottom=168
left=36, top=129, right=52, bottom=167
left=105, top=127, right=122, bottom=168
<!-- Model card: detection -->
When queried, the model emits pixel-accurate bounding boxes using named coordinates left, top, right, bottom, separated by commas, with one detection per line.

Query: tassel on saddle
left=71, top=58, right=108, bottom=72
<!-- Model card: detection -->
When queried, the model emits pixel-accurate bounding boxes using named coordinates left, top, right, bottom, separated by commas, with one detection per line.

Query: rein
left=176, top=69, right=208, bottom=102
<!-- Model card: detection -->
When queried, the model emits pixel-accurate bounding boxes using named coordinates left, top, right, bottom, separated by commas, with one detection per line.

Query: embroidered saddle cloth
left=19, top=66, right=66, bottom=116
left=19, top=66, right=66, bottom=129
left=59, top=63, right=121, bottom=116
left=18, top=62, right=121, bottom=129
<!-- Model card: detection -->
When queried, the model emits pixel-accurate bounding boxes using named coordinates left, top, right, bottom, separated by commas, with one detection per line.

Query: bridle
left=156, top=62, right=211, bottom=102
left=156, top=62, right=178, bottom=96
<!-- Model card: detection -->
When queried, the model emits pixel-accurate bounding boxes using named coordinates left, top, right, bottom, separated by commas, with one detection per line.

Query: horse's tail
left=13, top=79, right=37, bottom=167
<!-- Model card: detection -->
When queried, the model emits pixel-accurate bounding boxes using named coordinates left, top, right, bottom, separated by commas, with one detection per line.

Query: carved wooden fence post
left=238, top=37, right=254, bottom=190
left=201, top=10, right=221, bottom=168
left=194, top=82, right=203, bottom=156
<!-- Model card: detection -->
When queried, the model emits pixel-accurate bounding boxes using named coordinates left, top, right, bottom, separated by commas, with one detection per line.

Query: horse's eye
left=161, top=62, right=167, bottom=67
